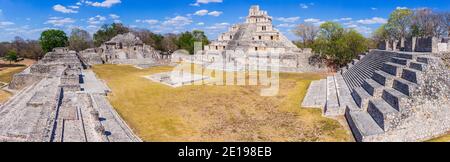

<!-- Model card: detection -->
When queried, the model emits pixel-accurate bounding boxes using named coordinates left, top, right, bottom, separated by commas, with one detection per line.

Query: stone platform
left=144, top=72, right=210, bottom=88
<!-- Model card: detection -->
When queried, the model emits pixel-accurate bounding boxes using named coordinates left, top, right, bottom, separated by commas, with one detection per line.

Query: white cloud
left=333, top=17, right=352, bottom=21
left=194, top=9, right=209, bottom=16
left=0, top=21, right=14, bottom=26
left=190, top=0, right=223, bottom=6
left=357, top=17, right=387, bottom=24
left=87, top=15, right=106, bottom=25
left=300, top=4, right=308, bottom=9
left=396, top=6, right=408, bottom=10
left=300, top=3, right=314, bottom=9
left=109, top=14, right=120, bottom=19
left=205, top=22, right=229, bottom=30
left=69, top=5, right=80, bottom=9
left=197, top=22, right=205, bottom=26
left=162, top=16, right=192, bottom=27
left=304, top=18, right=325, bottom=26
left=194, top=10, right=222, bottom=17
left=371, top=7, right=378, bottom=10
left=207, top=11, right=222, bottom=17
left=45, top=17, right=75, bottom=26
left=53, top=4, right=78, bottom=13
left=276, top=17, right=300, bottom=23
left=138, top=19, right=159, bottom=25
left=277, top=23, right=295, bottom=28
left=85, top=0, right=122, bottom=8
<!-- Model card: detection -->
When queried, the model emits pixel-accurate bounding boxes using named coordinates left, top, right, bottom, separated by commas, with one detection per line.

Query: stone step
left=397, top=53, right=415, bottom=60
left=382, top=62, right=404, bottom=77
left=401, top=68, right=422, bottom=84
left=367, top=99, right=399, bottom=131
left=345, top=107, right=384, bottom=142
left=352, top=87, right=371, bottom=110
left=393, top=77, right=417, bottom=96
left=391, top=57, right=410, bottom=66
left=352, top=59, right=359, bottom=65
left=326, top=76, right=339, bottom=110
left=409, top=61, right=427, bottom=71
left=362, top=79, right=384, bottom=98
left=358, top=55, right=366, bottom=60
left=417, top=57, right=430, bottom=64
left=382, top=88, right=408, bottom=111
left=373, top=70, right=395, bottom=87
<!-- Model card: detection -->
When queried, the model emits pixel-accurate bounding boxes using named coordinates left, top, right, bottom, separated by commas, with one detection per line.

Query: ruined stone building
left=79, top=33, right=162, bottom=67
left=173, top=5, right=325, bottom=73
left=204, top=5, right=299, bottom=54
left=0, top=48, right=140, bottom=142
left=302, top=48, right=450, bottom=141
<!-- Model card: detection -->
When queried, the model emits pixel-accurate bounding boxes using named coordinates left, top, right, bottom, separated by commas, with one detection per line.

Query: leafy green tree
left=192, top=30, right=209, bottom=46
left=69, top=28, right=93, bottom=52
left=4, top=50, right=19, bottom=64
left=39, top=29, right=68, bottom=53
left=93, top=23, right=130, bottom=46
left=312, top=21, right=368, bottom=67
left=177, top=32, right=195, bottom=54
left=386, top=9, right=413, bottom=42
left=175, top=30, right=209, bottom=54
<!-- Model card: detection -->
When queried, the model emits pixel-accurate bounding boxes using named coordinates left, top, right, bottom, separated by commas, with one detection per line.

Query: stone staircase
left=342, top=50, right=396, bottom=91
left=345, top=52, right=432, bottom=141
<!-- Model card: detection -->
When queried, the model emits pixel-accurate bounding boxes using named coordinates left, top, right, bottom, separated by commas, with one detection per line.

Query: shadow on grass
left=0, top=64, right=26, bottom=68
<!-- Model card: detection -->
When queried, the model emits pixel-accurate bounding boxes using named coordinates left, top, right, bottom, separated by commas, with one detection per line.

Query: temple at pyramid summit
left=170, top=5, right=326, bottom=73
left=204, top=5, right=300, bottom=54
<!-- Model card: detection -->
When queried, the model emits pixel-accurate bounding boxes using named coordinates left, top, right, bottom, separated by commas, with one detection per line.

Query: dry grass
left=0, top=59, right=35, bottom=83
left=427, top=133, right=450, bottom=142
left=0, top=59, right=35, bottom=104
left=92, top=64, right=351, bottom=142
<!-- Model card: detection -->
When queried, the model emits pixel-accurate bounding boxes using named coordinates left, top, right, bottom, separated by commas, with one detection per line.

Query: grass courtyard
left=0, top=59, right=35, bottom=104
left=92, top=64, right=352, bottom=142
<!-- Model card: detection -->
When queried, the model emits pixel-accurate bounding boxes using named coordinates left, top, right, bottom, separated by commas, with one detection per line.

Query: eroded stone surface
left=0, top=48, right=141, bottom=142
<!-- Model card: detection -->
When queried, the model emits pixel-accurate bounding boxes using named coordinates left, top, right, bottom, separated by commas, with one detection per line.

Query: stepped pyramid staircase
left=345, top=51, right=433, bottom=141
left=301, top=49, right=449, bottom=141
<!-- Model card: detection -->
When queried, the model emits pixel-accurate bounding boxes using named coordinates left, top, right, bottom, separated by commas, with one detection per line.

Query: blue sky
left=0, top=0, right=448, bottom=42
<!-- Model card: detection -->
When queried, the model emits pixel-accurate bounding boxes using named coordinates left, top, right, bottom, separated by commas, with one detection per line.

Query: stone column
left=385, top=40, right=391, bottom=51
left=432, top=37, right=439, bottom=53
left=392, top=40, right=398, bottom=51
left=400, top=37, right=405, bottom=50
left=412, top=37, right=417, bottom=52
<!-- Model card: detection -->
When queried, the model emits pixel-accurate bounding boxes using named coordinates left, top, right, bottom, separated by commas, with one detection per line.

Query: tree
left=386, top=8, right=413, bottom=47
left=293, top=22, right=319, bottom=48
left=312, top=21, right=368, bottom=67
left=410, top=8, right=448, bottom=38
left=132, top=29, right=164, bottom=51
left=69, top=28, right=93, bottom=52
left=93, top=23, right=130, bottom=46
left=4, top=50, right=19, bottom=64
left=177, top=32, right=195, bottom=54
left=192, top=30, right=209, bottom=46
left=39, top=29, right=68, bottom=53
left=162, top=33, right=179, bottom=53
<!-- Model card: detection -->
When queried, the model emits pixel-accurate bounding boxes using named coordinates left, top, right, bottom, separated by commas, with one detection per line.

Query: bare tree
left=69, top=28, right=93, bottom=52
left=411, top=8, right=448, bottom=37
left=292, top=22, right=319, bottom=48
left=161, top=33, right=179, bottom=53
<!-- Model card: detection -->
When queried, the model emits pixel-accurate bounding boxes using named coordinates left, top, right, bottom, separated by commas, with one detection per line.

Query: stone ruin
left=173, top=5, right=326, bottom=73
left=379, top=37, right=450, bottom=54
left=302, top=48, right=450, bottom=141
left=144, top=72, right=210, bottom=88
left=79, top=32, right=165, bottom=68
left=1, top=47, right=141, bottom=142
